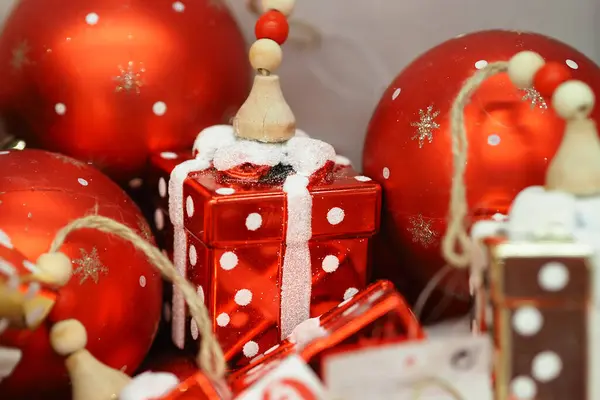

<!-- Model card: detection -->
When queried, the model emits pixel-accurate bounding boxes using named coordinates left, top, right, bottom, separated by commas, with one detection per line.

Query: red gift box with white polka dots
left=147, top=151, right=381, bottom=368
left=226, top=280, right=424, bottom=394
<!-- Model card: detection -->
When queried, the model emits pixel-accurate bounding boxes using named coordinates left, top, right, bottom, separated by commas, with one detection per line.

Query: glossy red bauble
left=0, top=150, right=162, bottom=398
left=534, top=62, right=573, bottom=97
left=255, top=10, right=289, bottom=45
left=363, top=30, right=600, bottom=316
left=0, top=0, right=250, bottom=184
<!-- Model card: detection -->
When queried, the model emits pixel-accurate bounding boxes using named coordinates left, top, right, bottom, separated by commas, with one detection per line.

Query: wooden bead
left=507, top=51, right=545, bottom=89
left=255, top=10, right=289, bottom=45
left=249, top=39, right=282, bottom=73
left=50, top=319, right=87, bottom=356
left=261, top=0, right=295, bottom=16
left=36, top=252, right=73, bottom=286
left=552, top=80, right=595, bottom=120
left=533, top=62, right=572, bottom=97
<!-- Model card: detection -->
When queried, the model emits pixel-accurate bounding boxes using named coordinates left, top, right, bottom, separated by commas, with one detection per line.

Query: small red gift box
left=228, top=280, right=424, bottom=394
left=147, top=130, right=381, bottom=367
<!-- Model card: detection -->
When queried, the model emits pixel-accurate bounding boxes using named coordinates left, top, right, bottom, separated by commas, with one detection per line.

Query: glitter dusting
left=10, top=40, right=31, bottom=71
left=52, top=153, right=86, bottom=168
left=73, top=247, right=108, bottom=284
left=114, top=61, right=145, bottom=94
left=408, top=214, right=438, bottom=247
left=521, top=87, right=547, bottom=111
left=137, top=217, right=153, bottom=241
left=411, top=105, right=440, bottom=148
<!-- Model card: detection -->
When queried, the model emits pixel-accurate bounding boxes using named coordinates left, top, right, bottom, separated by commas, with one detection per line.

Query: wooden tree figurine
left=443, top=49, right=600, bottom=400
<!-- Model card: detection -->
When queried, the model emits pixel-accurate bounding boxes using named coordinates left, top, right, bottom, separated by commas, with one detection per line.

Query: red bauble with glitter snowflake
left=363, top=30, right=600, bottom=318
left=0, top=0, right=250, bottom=184
left=0, top=150, right=162, bottom=398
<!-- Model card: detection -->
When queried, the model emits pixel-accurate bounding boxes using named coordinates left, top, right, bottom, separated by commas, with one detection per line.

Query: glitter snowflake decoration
left=114, top=61, right=145, bottom=94
left=73, top=247, right=108, bottom=284
left=407, top=214, right=438, bottom=248
left=411, top=105, right=440, bottom=148
left=10, top=40, right=31, bottom=71
left=522, top=87, right=547, bottom=111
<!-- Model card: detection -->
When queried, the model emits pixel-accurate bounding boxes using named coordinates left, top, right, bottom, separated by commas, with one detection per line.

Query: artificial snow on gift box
left=322, top=334, right=492, bottom=400
left=146, top=3, right=381, bottom=369
left=440, top=50, right=600, bottom=400
left=227, top=280, right=424, bottom=394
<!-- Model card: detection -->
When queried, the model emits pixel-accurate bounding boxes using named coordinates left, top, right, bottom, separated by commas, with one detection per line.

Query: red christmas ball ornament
left=0, top=150, right=162, bottom=398
left=363, top=30, right=600, bottom=318
left=533, top=62, right=573, bottom=98
left=0, top=0, right=250, bottom=184
left=255, top=10, right=290, bottom=45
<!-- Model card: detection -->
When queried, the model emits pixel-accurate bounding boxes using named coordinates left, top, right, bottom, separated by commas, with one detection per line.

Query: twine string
left=442, top=61, right=509, bottom=269
left=48, top=215, right=226, bottom=379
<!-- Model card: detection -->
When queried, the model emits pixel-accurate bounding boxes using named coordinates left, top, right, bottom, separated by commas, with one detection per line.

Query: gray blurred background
left=0, top=0, right=598, bottom=169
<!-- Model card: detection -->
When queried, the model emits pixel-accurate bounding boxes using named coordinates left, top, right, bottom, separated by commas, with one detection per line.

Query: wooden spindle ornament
left=50, top=319, right=132, bottom=400
left=233, top=0, right=296, bottom=143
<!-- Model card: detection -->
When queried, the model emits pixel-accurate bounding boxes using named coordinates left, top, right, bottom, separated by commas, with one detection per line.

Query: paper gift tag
left=236, top=355, right=330, bottom=400
left=323, top=334, right=492, bottom=400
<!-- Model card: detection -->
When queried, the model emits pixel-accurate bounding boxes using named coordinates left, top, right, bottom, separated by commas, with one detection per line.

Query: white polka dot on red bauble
left=172, top=1, right=185, bottom=12
left=245, top=213, right=262, bottom=231
left=475, top=60, right=488, bottom=69
left=85, top=12, right=99, bottom=25
left=392, top=88, right=401, bottom=100
left=129, top=178, right=143, bottom=189
left=220, top=251, right=238, bottom=270
left=235, top=289, right=252, bottom=306
left=382, top=167, right=390, bottom=179
left=158, top=177, right=167, bottom=198
left=160, top=152, right=178, bottom=160
left=189, top=245, right=197, bottom=266
left=344, top=287, right=359, bottom=300
left=77, top=178, right=89, bottom=186
left=566, top=59, right=579, bottom=70
left=327, top=207, right=345, bottom=225
left=139, top=275, right=146, bottom=287
left=0, top=229, right=13, bottom=249
left=154, top=209, right=165, bottom=230
left=216, top=313, right=230, bottom=327
left=153, top=101, right=167, bottom=116
left=186, top=196, right=194, bottom=218
left=322, top=255, right=340, bottom=273
left=243, top=341, right=259, bottom=358
left=54, top=103, right=67, bottom=115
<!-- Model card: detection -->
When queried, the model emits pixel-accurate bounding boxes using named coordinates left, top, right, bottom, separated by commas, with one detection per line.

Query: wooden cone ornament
left=41, top=215, right=227, bottom=400
left=50, top=319, right=131, bottom=400
left=233, top=0, right=296, bottom=143
left=0, top=251, right=72, bottom=330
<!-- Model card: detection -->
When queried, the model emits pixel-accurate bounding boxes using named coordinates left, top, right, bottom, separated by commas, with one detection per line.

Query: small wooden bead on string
left=234, top=0, right=296, bottom=143
left=42, top=215, right=227, bottom=400
left=443, top=49, right=600, bottom=272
